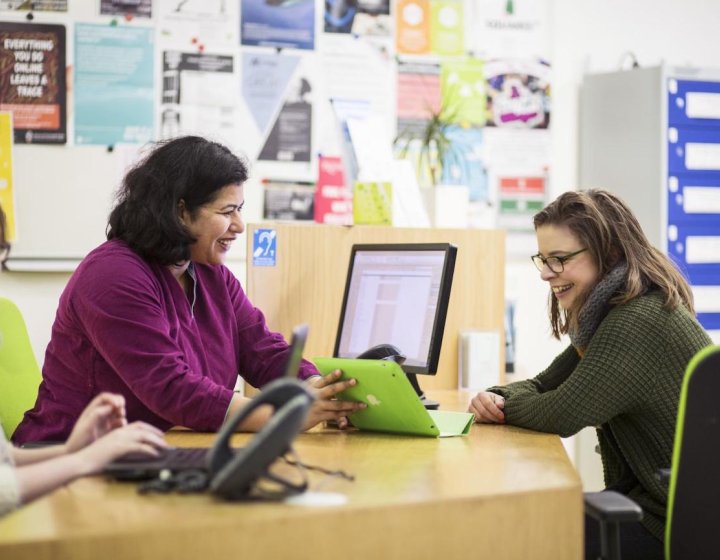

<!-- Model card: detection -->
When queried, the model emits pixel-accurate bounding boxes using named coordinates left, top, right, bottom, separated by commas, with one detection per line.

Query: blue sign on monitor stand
left=252, top=229, right=277, bottom=267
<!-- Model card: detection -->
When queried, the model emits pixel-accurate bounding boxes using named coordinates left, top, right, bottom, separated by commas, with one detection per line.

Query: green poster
left=430, top=0, right=464, bottom=56
left=440, top=58, right=486, bottom=127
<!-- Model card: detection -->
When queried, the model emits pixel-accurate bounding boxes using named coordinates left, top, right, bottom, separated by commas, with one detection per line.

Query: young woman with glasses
left=468, top=189, right=711, bottom=560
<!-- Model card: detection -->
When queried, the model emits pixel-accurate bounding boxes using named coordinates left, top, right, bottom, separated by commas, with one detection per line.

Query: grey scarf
left=568, top=263, right=628, bottom=351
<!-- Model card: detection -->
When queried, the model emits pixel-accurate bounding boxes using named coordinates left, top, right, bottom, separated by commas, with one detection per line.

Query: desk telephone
left=130, top=379, right=316, bottom=499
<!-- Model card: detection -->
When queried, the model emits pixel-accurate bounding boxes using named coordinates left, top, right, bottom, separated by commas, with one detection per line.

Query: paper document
left=428, top=410, right=474, bottom=437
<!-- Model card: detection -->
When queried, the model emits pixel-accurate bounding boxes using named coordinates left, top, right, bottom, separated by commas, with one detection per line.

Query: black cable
left=281, top=452, right=355, bottom=482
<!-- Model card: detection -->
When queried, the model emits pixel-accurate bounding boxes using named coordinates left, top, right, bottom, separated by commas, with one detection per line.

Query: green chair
left=585, top=344, right=720, bottom=559
left=0, top=297, right=42, bottom=439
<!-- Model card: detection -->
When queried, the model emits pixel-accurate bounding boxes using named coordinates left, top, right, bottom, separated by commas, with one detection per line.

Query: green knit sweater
left=488, top=291, right=711, bottom=540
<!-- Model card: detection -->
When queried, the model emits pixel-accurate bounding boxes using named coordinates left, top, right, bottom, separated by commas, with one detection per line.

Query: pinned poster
left=242, top=52, right=301, bottom=144
left=157, top=0, right=238, bottom=49
left=396, top=0, right=430, bottom=55
left=353, top=181, right=392, bottom=225
left=440, top=57, right=486, bottom=126
left=493, top=171, right=546, bottom=231
left=0, top=112, right=15, bottom=241
left=262, top=179, right=315, bottom=221
left=241, top=0, right=315, bottom=50
left=74, top=24, right=154, bottom=146
left=396, top=60, right=441, bottom=135
left=315, top=155, right=353, bottom=225
left=325, top=0, right=391, bottom=37
left=0, top=22, right=66, bottom=144
left=100, top=0, right=152, bottom=18
left=430, top=0, right=464, bottom=56
left=241, top=52, right=314, bottom=163
left=467, top=0, right=551, bottom=61
left=160, top=51, right=237, bottom=147
left=485, top=59, right=551, bottom=129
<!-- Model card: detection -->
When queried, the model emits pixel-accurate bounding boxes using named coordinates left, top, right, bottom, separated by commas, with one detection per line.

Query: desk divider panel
left=245, top=223, right=505, bottom=391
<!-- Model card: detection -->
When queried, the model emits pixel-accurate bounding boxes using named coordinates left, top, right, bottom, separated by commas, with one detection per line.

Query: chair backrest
left=0, top=297, right=42, bottom=439
left=666, top=344, right=720, bottom=560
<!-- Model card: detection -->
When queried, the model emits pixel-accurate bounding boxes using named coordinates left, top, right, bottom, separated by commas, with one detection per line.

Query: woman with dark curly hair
left=14, top=136, right=363, bottom=445
left=468, top=189, right=711, bottom=560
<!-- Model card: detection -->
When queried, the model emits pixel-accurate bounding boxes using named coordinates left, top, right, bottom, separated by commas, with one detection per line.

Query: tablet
left=314, top=358, right=473, bottom=437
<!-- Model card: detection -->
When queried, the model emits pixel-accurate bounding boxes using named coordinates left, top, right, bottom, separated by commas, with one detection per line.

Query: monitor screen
left=333, top=243, right=457, bottom=375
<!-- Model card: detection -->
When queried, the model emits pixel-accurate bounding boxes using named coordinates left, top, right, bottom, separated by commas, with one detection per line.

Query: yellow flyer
left=353, top=181, right=393, bottom=225
left=0, top=111, right=14, bottom=241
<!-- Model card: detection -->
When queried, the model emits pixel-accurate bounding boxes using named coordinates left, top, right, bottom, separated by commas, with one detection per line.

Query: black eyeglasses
left=531, top=248, right=587, bottom=273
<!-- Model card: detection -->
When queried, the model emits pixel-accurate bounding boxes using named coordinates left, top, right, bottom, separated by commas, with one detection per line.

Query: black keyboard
left=115, top=447, right=209, bottom=469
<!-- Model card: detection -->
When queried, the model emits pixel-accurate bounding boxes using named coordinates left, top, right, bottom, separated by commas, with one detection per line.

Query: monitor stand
left=406, top=372, right=439, bottom=410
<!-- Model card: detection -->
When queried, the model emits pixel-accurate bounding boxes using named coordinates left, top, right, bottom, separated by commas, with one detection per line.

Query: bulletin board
left=0, top=0, right=552, bottom=269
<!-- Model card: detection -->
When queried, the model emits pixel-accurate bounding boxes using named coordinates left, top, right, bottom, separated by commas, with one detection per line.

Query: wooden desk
left=0, top=392, right=582, bottom=560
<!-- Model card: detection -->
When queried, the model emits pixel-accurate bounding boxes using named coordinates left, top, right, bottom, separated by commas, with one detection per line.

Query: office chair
left=0, top=297, right=42, bottom=439
left=584, top=344, right=720, bottom=560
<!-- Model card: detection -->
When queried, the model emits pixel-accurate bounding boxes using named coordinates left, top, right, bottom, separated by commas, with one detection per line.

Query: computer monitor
left=333, top=243, right=457, bottom=406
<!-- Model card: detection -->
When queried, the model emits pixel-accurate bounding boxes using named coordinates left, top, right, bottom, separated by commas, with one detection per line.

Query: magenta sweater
left=13, top=240, right=317, bottom=443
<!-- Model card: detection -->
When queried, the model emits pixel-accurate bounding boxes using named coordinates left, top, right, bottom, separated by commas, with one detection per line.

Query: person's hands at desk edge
left=11, top=393, right=169, bottom=505
left=468, top=391, right=506, bottom=424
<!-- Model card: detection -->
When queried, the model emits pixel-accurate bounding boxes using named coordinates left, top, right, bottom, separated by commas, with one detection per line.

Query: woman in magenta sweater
left=14, top=136, right=362, bottom=444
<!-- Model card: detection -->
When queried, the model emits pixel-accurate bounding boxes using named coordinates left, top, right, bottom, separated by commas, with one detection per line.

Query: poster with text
left=467, top=0, right=550, bottom=60
left=0, top=112, right=15, bottom=241
left=0, top=22, right=66, bottom=144
left=396, top=60, right=440, bottom=136
left=75, top=24, right=154, bottom=146
left=314, top=155, right=352, bottom=224
left=430, top=0, right=463, bottom=55
left=100, top=0, right=152, bottom=18
left=160, top=51, right=238, bottom=148
left=241, top=0, right=315, bottom=50
left=396, top=0, right=430, bottom=54
left=0, top=0, right=66, bottom=11
left=255, top=59, right=313, bottom=163
left=157, top=0, right=237, bottom=50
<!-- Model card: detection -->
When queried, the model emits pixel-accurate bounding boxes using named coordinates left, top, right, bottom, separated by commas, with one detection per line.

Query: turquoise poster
left=74, top=24, right=154, bottom=146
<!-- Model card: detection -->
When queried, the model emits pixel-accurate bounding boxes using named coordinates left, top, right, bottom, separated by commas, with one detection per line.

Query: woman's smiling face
left=181, top=183, right=245, bottom=266
left=535, top=224, right=599, bottom=313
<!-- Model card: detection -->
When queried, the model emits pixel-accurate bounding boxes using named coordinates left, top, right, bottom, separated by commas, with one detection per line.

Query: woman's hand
left=65, top=393, right=128, bottom=453
left=303, top=370, right=366, bottom=430
left=74, top=421, right=169, bottom=475
left=468, top=391, right=506, bottom=424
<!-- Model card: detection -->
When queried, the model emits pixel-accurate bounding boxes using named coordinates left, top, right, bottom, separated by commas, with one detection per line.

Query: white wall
left=2, top=0, right=719, bottom=490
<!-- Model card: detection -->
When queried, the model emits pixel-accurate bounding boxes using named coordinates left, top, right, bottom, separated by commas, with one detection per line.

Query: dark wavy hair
left=533, top=189, right=694, bottom=339
left=107, top=136, right=248, bottom=265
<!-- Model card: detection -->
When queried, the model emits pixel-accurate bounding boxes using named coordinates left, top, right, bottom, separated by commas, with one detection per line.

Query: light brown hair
left=533, top=189, right=694, bottom=339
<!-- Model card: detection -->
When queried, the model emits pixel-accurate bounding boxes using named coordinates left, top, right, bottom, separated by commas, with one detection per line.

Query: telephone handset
left=206, top=378, right=315, bottom=500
